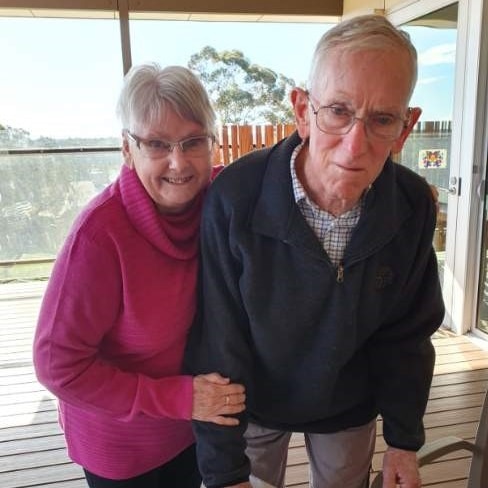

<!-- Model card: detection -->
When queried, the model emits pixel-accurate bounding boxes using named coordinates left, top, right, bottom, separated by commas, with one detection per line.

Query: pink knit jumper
left=33, top=163, right=205, bottom=479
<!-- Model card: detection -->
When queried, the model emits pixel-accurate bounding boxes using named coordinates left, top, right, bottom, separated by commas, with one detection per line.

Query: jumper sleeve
left=368, top=193, right=444, bottom=451
left=186, top=187, right=252, bottom=487
left=33, top=230, right=194, bottom=422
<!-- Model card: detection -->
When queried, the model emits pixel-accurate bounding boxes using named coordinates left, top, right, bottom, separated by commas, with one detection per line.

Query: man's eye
left=327, top=106, right=351, bottom=117
left=148, top=139, right=171, bottom=150
left=371, top=114, right=396, bottom=127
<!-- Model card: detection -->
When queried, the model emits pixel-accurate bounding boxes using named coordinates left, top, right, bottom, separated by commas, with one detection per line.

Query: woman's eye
left=148, top=139, right=170, bottom=150
left=184, top=138, right=203, bottom=149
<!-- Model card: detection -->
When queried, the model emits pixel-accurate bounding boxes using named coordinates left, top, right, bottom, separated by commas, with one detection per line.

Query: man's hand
left=381, top=446, right=421, bottom=487
left=192, top=372, right=245, bottom=426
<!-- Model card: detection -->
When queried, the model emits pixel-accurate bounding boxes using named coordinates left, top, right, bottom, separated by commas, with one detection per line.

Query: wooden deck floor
left=1, top=281, right=488, bottom=487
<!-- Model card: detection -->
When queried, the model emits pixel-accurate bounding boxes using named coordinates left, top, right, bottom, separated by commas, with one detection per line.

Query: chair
left=370, top=388, right=488, bottom=488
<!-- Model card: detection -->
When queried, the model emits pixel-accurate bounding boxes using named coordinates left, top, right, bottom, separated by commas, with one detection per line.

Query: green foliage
left=0, top=124, right=32, bottom=147
left=188, top=46, right=295, bottom=125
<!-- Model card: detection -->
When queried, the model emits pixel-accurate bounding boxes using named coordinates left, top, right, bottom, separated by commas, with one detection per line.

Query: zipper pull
left=336, top=263, right=344, bottom=283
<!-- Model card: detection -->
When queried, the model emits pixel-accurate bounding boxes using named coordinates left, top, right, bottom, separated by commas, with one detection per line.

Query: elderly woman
left=33, top=64, right=245, bottom=488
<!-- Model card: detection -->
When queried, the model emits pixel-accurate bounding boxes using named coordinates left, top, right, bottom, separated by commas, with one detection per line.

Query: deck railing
left=214, top=123, right=296, bottom=165
left=0, top=120, right=451, bottom=281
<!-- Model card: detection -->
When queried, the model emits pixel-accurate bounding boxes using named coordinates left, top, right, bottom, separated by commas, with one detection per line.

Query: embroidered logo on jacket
left=375, top=265, right=394, bottom=289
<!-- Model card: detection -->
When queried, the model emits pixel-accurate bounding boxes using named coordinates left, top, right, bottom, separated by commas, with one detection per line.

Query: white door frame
left=388, top=0, right=488, bottom=336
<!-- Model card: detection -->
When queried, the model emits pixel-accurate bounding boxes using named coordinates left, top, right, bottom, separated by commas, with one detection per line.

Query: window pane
left=0, top=15, right=123, bottom=280
left=397, top=6, right=458, bottom=287
left=0, top=16, right=122, bottom=142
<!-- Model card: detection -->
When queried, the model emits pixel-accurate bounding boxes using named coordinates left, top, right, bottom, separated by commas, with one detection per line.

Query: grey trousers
left=244, top=419, right=376, bottom=488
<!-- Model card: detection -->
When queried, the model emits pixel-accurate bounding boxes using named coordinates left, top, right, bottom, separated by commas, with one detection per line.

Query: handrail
left=0, top=146, right=121, bottom=156
left=0, top=120, right=452, bottom=275
left=0, top=257, right=55, bottom=267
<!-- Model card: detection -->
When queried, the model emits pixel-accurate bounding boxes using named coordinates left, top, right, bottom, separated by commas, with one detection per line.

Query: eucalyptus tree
left=188, top=46, right=295, bottom=125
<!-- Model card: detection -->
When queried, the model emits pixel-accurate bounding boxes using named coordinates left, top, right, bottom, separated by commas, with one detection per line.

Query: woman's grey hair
left=116, top=63, right=217, bottom=138
left=309, top=14, right=418, bottom=97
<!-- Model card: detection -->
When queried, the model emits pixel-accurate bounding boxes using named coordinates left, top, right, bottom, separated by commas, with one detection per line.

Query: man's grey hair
left=308, top=14, right=418, bottom=97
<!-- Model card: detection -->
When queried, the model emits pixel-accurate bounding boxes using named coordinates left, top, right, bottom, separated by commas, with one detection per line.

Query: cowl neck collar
left=118, top=164, right=203, bottom=260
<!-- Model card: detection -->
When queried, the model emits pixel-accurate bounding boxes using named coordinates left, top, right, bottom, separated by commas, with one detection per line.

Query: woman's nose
left=167, top=145, right=187, bottom=169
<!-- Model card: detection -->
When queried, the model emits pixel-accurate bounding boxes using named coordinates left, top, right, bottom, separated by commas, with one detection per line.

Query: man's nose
left=342, top=118, right=369, bottom=155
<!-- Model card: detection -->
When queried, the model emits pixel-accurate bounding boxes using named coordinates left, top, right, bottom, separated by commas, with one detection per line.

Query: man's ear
left=121, top=131, right=133, bottom=168
left=391, top=107, right=422, bottom=154
left=291, top=88, right=311, bottom=140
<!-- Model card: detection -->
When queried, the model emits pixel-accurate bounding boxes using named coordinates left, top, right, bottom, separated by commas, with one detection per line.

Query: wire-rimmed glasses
left=126, top=131, right=215, bottom=159
left=307, top=92, right=410, bottom=141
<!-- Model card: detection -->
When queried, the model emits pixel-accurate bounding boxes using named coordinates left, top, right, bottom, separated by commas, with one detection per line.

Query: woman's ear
left=291, top=88, right=311, bottom=140
left=391, top=107, right=422, bottom=154
left=121, top=131, right=133, bottom=169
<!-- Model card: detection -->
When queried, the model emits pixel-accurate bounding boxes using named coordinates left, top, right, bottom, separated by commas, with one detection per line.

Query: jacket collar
left=250, top=132, right=414, bottom=262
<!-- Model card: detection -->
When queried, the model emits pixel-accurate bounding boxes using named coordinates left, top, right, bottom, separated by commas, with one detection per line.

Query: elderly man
left=187, top=14, right=444, bottom=488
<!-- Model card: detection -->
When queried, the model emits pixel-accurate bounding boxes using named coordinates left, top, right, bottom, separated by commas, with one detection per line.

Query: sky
left=0, top=16, right=457, bottom=139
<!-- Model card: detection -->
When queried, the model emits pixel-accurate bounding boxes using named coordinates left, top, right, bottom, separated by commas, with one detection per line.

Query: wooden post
left=238, top=125, right=254, bottom=157
left=276, top=124, right=284, bottom=141
left=264, top=125, right=274, bottom=146
left=221, top=125, right=230, bottom=165
left=284, top=124, right=295, bottom=137
left=255, top=125, right=263, bottom=149
left=231, top=125, right=239, bottom=161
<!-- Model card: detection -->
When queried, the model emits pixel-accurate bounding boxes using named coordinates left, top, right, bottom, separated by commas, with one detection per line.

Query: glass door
left=389, top=0, right=488, bottom=336
left=474, top=86, right=488, bottom=335
left=476, top=178, right=488, bottom=334
left=395, top=3, right=459, bottom=308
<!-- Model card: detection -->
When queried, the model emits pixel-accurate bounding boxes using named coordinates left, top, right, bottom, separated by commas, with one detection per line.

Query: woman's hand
left=192, top=372, right=245, bottom=426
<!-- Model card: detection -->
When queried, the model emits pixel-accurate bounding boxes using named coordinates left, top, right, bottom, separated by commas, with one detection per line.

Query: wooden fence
left=213, top=123, right=295, bottom=165
left=212, top=120, right=452, bottom=165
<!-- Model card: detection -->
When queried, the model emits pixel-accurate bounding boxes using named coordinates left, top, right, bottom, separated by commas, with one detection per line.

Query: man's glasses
left=307, top=93, right=410, bottom=141
left=126, top=132, right=215, bottom=159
